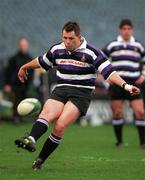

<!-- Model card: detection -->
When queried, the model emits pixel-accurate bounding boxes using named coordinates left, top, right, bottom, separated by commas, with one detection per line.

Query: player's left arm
left=107, top=71, right=140, bottom=95
left=94, top=50, right=140, bottom=96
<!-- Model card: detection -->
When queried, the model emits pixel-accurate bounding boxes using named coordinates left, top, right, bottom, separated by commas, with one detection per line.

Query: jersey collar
left=76, top=37, right=87, bottom=50
left=117, top=35, right=135, bottom=43
left=61, top=37, right=87, bottom=51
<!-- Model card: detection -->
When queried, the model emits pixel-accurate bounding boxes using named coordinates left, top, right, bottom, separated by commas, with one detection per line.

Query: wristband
left=121, top=83, right=127, bottom=89
left=124, top=84, right=133, bottom=91
left=121, top=83, right=133, bottom=91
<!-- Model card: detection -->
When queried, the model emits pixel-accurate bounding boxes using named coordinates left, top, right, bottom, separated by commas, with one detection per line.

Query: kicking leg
left=15, top=99, right=64, bottom=152
left=32, top=101, right=80, bottom=169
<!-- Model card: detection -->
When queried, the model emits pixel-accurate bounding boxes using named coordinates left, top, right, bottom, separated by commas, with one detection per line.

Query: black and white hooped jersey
left=103, top=36, right=145, bottom=81
left=37, top=38, right=115, bottom=89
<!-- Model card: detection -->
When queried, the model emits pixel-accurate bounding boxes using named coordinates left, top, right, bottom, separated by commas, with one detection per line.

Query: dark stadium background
left=0, top=0, right=144, bottom=59
left=0, top=1, right=145, bottom=179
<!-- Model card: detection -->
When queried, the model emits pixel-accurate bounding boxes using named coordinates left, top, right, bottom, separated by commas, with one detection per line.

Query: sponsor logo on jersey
left=59, top=59, right=86, bottom=67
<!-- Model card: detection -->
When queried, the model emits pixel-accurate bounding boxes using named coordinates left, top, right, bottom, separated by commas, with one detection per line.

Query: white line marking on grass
left=65, top=156, right=145, bottom=162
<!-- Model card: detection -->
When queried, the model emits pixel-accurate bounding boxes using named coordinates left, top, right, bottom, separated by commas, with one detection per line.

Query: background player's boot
left=115, top=142, right=124, bottom=148
left=115, top=141, right=129, bottom=148
left=15, top=136, right=36, bottom=152
left=140, top=143, right=145, bottom=149
left=32, top=158, right=43, bottom=170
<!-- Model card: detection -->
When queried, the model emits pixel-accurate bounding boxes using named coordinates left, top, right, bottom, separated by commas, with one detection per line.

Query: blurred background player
left=103, top=19, right=145, bottom=148
left=14, top=21, right=139, bottom=170
left=4, top=37, right=34, bottom=123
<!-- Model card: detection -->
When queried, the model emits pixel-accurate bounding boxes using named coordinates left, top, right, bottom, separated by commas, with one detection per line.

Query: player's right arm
left=18, top=58, right=40, bottom=83
left=18, top=47, right=54, bottom=83
left=102, top=43, right=111, bottom=57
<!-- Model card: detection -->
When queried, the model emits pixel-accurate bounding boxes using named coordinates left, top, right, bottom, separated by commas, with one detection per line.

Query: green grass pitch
left=0, top=122, right=145, bottom=180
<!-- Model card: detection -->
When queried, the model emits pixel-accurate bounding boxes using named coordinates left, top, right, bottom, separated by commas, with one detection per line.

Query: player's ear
left=78, top=34, right=81, bottom=40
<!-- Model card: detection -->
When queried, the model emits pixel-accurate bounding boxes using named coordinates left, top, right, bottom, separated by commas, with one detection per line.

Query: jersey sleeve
left=141, top=45, right=145, bottom=67
left=102, top=44, right=111, bottom=57
left=140, top=44, right=145, bottom=58
left=37, top=48, right=54, bottom=71
left=93, top=49, right=115, bottom=80
left=139, top=43, right=145, bottom=68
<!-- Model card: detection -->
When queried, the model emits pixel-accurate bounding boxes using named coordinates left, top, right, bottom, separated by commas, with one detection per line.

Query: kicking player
left=15, top=21, right=140, bottom=170
left=103, top=19, right=145, bottom=148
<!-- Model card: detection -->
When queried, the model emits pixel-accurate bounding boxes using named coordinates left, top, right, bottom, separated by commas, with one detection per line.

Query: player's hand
left=130, top=86, right=140, bottom=96
left=124, top=84, right=140, bottom=96
left=18, top=67, right=28, bottom=83
left=135, top=75, right=145, bottom=85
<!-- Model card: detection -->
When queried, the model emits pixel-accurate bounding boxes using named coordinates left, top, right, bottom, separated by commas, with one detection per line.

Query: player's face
left=62, top=30, right=81, bottom=51
left=18, top=38, right=29, bottom=54
left=120, top=25, right=133, bottom=41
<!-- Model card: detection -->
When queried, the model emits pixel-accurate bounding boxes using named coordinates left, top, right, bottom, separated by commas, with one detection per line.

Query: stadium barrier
left=81, top=100, right=134, bottom=126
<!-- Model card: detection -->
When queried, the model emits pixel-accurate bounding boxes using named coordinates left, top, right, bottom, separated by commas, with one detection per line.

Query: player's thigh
left=39, top=99, right=64, bottom=123
left=53, top=101, right=81, bottom=131
left=111, top=100, right=124, bottom=117
left=130, top=99, right=145, bottom=118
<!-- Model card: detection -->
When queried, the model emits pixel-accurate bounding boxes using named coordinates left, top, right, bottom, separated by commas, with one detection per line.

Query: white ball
left=17, top=98, right=41, bottom=117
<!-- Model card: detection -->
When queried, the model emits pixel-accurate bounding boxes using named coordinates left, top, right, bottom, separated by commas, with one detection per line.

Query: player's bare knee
left=53, top=122, right=65, bottom=136
left=134, top=109, right=145, bottom=119
left=113, top=109, right=123, bottom=119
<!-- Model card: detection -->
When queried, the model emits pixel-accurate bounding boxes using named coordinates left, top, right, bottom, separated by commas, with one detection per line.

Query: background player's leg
left=36, top=101, right=81, bottom=164
left=130, top=99, right=145, bottom=147
left=112, top=100, right=124, bottom=146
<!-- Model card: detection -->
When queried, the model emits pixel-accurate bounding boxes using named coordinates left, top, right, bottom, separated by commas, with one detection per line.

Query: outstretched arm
left=18, top=58, right=40, bottom=83
left=107, top=71, right=140, bottom=95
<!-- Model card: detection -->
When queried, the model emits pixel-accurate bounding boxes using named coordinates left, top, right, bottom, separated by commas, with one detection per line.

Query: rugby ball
left=17, top=98, right=41, bottom=117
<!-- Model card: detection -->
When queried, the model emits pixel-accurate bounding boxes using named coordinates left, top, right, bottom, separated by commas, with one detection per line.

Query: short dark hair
left=62, top=21, right=81, bottom=35
left=119, top=19, right=133, bottom=29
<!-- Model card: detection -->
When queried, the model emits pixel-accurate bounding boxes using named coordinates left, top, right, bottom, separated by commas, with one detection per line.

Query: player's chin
left=66, top=46, right=74, bottom=51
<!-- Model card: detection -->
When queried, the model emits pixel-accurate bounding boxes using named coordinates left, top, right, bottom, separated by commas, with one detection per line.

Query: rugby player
left=103, top=19, right=145, bottom=148
left=15, top=21, right=140, bottom=169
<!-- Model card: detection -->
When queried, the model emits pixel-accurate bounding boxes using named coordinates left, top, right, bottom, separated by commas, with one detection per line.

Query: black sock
left=112, top=119, right=124, bottom=144
left=29, top=118, right=48, bottom=141
left=135, top=120, right=145, bottom=145
left=38, top=133, right=61, bottom=163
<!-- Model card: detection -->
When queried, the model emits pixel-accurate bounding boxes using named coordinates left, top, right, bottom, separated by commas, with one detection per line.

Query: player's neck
left=121, top=36, right=131, bottom=42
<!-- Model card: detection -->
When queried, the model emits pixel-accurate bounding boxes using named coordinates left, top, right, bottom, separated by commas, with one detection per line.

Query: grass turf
left=0, top=122, right=145, bottom=180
